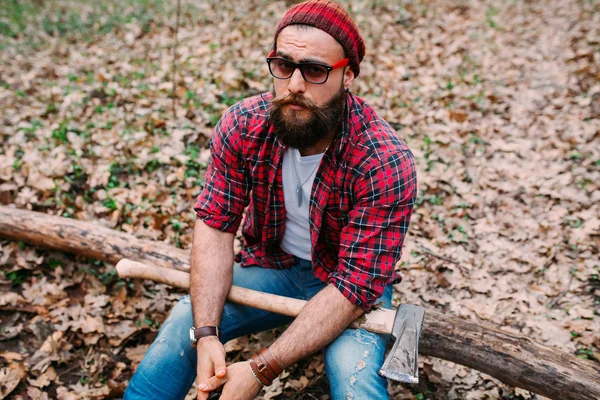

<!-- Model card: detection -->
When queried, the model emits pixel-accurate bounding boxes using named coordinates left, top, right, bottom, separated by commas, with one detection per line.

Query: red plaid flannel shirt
left=194, top=92, right=417, bottom=310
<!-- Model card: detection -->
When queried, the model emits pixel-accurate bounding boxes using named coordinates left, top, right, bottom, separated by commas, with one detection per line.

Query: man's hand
left=198, top=361, right=262, bottom=400
left=196, top=336, right=227, bottom=400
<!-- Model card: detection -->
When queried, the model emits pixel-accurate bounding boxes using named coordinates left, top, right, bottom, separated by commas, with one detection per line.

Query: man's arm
left=191, top=100, right=252, bottom=399
left=269, top=149, right=417, bottom=369
left=268, top=284, right=362, bottom=369
left=190, top=218, right=235, bottom=327
left=190, top=219, right=235, bottom=400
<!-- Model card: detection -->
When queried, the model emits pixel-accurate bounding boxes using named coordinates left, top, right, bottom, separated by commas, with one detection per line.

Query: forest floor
left=0, top=0, right=598, bottom=399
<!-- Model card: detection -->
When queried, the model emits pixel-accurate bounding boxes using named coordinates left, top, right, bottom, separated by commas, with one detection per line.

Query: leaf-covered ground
left=0, top=0, right=598, bottom=399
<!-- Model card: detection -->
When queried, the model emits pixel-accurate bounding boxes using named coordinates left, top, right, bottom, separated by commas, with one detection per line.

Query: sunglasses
left=266, top=50, right=349, bottom=84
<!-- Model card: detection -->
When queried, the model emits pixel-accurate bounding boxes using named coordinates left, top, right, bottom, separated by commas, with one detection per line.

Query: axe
left=116, top=258, right=425, bottom=383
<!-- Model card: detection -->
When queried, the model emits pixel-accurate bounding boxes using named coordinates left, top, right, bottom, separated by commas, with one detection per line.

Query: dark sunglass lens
left=271, top=59, right=295, bottom=78
left=302, top=64, right=328, bottom=83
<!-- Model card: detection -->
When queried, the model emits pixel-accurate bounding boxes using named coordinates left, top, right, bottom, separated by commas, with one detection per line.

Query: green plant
left=102, top=197, right=118, bottom=211
left=4, top=269, right=30, bottom=286
left=486, top=6, right=499, bottom=29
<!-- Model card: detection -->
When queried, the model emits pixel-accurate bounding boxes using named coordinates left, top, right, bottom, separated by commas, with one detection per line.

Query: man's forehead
left=276, top=25, right=344, bottom=62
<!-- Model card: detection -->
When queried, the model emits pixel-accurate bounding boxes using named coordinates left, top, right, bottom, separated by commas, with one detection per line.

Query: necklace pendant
left=296, top=185, right=303, bottom=207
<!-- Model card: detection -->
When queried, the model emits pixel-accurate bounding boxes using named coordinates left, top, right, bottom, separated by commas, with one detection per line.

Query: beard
left=268, top=85, right=347, bottom=150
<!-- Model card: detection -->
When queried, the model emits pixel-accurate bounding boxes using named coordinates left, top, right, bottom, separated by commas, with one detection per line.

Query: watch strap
left=193, top=326, right=221, bottom=340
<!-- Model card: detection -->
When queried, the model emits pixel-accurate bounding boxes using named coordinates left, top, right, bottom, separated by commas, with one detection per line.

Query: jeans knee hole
left=356, top=359, right=367, bottom=372
left=352, top=330, right=380, bottom=348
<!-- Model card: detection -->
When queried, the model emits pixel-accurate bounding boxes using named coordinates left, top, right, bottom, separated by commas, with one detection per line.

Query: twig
left=57, top=364, right=80, bottom=378
left=171, top=0, right=182, bottom=119
left=417, top=244, right=459, bottom=264
left=0, top=305, right=39, bottom=313
left=549, top=266, right=576, bottom=309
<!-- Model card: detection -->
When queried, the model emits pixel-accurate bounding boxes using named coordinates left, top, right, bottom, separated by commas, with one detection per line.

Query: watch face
left=189, top=327, right=196, bottom=343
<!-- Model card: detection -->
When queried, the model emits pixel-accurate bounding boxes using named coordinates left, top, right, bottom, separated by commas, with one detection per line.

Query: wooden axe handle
left=116, top=258, right=394, bottom=334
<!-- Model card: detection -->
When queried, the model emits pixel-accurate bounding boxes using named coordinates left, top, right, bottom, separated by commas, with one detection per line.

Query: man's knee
left=144, top=295, right=196, bottom=362
left=124, top=296, right=197, bottom=400
left=324, top=329, right=390, bottom=400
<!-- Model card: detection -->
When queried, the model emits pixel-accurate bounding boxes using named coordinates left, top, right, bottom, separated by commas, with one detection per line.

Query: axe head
left=378, top=304, right=425, bottom=384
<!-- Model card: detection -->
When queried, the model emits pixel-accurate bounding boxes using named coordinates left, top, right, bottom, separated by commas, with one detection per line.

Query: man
left=124, top=1, right=416, bottom=399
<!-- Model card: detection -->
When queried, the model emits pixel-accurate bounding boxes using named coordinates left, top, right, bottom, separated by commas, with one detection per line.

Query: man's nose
left=287, top=67, right=306, bottom=94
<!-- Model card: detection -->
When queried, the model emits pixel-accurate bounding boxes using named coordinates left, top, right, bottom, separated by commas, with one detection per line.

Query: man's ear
left=343, top=67, right=355, bottom=91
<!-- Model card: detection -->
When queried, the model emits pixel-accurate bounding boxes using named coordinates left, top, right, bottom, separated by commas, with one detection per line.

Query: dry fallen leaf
left=262, top=376, right=284, bottom=400
left=0, top=363, right=26, bottom=398
left=0, top=352, right=24, bottom=362
left=26, top=385, right=50, bottom=400
left=106, top=320, right=142, bottom=346
left=449, top=110, right=468, bottom=122
left=125, top=344, right=150, bottom=365
left=55, top=386, right=79, bottom=400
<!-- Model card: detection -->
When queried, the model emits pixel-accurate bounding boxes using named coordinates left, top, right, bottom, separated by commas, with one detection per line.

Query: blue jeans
left=124, top=257, right=392, bottom=400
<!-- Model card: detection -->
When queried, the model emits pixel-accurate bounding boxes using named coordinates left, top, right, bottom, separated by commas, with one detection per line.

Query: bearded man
left=124, top=1, right=417, bottom=399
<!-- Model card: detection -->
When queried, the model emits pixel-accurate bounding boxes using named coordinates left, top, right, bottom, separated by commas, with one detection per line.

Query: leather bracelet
left=247, top=360, right=265, bottom=387
left=248, top=358, right=271, bottom=385
left=249, top=348, right=282, bottom=386
left=258, top=348, right=283, bottom=376
left=252, top=353, right=278, bottom=382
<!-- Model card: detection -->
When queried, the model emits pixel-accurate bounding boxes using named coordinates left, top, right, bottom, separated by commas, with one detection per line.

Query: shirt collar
left=330, top=92, right=354, bottom=162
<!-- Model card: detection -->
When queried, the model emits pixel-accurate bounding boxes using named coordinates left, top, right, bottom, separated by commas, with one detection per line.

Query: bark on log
left=1, top=206, right=599, bottom=400
left=0, top=206, right=190, bottom=272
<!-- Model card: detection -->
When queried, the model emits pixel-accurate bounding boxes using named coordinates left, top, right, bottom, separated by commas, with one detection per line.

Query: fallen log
left=1, top=206, right=599, bottom=400
left=0, top=206, right=190, bottom=272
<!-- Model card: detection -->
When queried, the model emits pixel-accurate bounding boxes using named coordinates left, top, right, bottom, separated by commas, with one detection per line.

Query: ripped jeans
left=124, top=257, right=392, bottom=400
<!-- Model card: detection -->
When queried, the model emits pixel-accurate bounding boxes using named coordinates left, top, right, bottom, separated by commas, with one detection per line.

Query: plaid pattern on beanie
left=274, top=0, right=365, bottom=77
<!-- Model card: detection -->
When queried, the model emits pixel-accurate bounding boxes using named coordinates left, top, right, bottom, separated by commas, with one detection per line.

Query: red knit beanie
left=274, top=0, right=366, bottom=77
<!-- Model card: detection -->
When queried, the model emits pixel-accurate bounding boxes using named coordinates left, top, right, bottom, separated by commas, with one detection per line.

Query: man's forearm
left=190, top=219, right=235, bottom=326
left=268, top=284, right=363, bottom=369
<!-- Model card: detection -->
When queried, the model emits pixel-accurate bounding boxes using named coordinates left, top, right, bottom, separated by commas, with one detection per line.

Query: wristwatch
left=190, top=326, right=221, bottom=348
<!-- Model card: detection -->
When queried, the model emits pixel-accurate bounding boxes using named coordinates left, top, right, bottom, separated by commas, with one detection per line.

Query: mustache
left=271, top=92, right=318, bottom=111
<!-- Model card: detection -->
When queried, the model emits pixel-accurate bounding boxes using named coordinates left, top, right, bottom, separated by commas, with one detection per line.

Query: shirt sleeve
left=194, top=106, right=250, bottom=234
left=328, top=149, right=417, bottom=310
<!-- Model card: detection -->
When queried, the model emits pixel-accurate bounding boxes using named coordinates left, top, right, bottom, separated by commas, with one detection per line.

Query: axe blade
left=378, top=304, right=425, bottom=384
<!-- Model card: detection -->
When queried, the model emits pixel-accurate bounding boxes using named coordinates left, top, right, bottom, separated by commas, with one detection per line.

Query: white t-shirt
left=280, top=147, right=324, bottom=261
